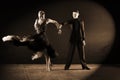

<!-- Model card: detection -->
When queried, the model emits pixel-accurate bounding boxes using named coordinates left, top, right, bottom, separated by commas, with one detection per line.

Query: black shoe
left=82, top=66, right=90, bottom=70
left=64, top=66, right=69, bottom=70
left=64, top=68, right=69, bottom=70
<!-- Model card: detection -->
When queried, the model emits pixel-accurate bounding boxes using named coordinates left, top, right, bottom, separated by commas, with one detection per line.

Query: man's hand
left=59, top=24, right=62, bottom=29
left=58, top=29, right=62, bottom=34
left=83, top=40, right=86, bottom=46
left=58, top=24, right=62, bottom=34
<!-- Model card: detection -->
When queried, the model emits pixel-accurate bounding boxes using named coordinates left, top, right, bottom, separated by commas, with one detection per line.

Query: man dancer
left=62, top=10, right=90, bottom=70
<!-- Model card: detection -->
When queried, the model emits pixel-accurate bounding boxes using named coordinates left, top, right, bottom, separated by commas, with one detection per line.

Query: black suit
left=64, top=18, right=89, bottom=70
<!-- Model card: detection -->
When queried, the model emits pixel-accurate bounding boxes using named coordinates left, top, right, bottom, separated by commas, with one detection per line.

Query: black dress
left=29, top=19, right=57, bottom=58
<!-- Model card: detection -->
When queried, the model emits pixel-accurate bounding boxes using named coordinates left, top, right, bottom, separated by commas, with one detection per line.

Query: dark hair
left=72, top=10, right=79, bottom=13
left=76, top=10, right=79, bottom=13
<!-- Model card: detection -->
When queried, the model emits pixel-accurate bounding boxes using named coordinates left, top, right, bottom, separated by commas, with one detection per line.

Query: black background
left=0, top=0, right=120, bottom=64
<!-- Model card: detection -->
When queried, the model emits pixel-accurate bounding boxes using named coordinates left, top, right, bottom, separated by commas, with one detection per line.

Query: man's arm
left=62, top=19, right=73, bottom=30
left=81, top=20, right=86, bottom=46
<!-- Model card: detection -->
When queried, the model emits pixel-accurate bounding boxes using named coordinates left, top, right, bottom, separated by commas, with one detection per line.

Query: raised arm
left=46, top=18, right=62, bottom=34
left=46, top=19, right=61, bottom=28
left=62, top=19, right=73, bottom=29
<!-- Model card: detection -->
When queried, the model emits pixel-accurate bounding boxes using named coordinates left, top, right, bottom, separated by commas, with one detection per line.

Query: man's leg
left=77, top=44, right=90, bottom=70
left=65, top=43, right=75, bottom=70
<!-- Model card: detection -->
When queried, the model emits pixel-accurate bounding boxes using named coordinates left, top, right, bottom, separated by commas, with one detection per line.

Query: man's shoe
left=82, top=66, right=90, bottom=70
left=64, top=66, right=69, bottom=70
left=64, top=68, right=69, bottom=70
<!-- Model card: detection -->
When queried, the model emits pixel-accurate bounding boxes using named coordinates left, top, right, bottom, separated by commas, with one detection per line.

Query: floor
left=0, top=64, right=120, bottom=80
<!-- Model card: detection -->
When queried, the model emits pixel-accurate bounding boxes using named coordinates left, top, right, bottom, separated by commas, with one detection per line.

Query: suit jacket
left=65, top=18, right=85, bottom=44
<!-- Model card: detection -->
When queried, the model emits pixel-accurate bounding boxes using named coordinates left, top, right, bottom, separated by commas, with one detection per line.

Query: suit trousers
left=65, top=42, right=87, bottom=69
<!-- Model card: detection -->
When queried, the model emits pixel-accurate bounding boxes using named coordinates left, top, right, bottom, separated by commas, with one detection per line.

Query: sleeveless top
left=36, top=18, right=48, bottom=34
left=35, top=18, right=49, bottom=44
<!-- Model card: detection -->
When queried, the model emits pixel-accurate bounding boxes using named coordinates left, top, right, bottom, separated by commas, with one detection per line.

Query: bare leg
left=32, top=51, right=43, bottom=60
left=48, top=56, right=52, bottom=70
left=45, top=54, right=51, bottom=71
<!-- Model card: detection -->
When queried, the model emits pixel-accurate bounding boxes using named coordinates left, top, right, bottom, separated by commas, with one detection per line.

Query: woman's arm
left=34, top=19, right=40, bottom=34
left=46, top=18, right=62, bottom=34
